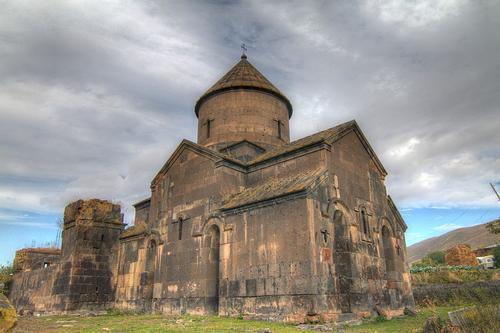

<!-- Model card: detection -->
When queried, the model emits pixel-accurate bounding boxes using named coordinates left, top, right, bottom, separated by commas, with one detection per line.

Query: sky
left=0, top=0, right=499, bottom=264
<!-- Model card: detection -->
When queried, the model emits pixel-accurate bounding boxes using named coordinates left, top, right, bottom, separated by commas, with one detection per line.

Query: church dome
left=195, top=55, right=293, bottom=118
left=195, top=55, right=292, bottom=150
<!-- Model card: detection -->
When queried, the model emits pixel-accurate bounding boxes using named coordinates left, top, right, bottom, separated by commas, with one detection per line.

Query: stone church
left=9, top=55, right=414, bottom=322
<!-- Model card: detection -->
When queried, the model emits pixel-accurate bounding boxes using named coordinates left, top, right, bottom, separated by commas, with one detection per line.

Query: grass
left=11, top=306, right=469, bottom=333
left=344, top=306, right=460, bottom=333
left=13, top=313, right=301, bottom=333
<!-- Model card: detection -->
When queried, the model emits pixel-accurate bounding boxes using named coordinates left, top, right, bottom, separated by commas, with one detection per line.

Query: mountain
left=407, top=221, right=500, bottom=263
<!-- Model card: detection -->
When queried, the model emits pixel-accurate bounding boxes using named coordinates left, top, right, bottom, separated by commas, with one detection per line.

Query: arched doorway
left=205, top=225, right=220, bottom=314
left=381, top=225, right=396, bottom=281
left=332, top=209, right=352, bottom=313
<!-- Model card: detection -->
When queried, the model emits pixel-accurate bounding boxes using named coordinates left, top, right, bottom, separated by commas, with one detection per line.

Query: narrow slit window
left=361, top=209, right=369, bottom=235
left=178, top=218, right=183, bottom=240
left=206, top=119, right=212, bottom=138
left=276, top=120, right=282, bottom=139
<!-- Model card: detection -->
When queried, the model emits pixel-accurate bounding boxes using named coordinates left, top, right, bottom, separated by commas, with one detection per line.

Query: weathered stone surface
left=13, top=248, right=61, bottom=272
left=445, top=244, right=478, bottom=266
left=8, top=56, right=414, bottom=322
left=9, top=199, right=124, bottom=314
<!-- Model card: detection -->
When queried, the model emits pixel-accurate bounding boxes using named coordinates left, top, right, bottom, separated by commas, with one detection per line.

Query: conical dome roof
left=195, top=55, right=292, bottom=117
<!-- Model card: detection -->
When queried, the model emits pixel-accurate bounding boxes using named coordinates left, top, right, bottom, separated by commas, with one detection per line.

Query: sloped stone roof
left=248, top=120, right=356, bottom=164
left=195, top=56, right=292, bottom=117
left=245, top=120, right=387, bottom=175
left=120, top=223, right=147, bottom=239
left=221, top=168, right=325, bottom=210
left=152, top=120, right=387, bottom=187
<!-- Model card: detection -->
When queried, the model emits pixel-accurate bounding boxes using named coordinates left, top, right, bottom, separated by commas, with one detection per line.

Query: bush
left=412, top=267, right=499, bottom=285
left=427, top=251, right=445, bottom=265
left=492, top=247, right=500, bottom=268
left=0, top=263, right=14, bottom=294
left=448, top=304, right=500, bottom=333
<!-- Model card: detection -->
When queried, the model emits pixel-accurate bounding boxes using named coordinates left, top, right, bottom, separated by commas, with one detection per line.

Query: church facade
left=9, top=55, right=414, bottom=322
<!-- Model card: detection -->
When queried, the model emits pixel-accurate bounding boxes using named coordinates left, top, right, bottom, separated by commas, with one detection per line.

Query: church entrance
left=206, top=225, right=220, bottom=314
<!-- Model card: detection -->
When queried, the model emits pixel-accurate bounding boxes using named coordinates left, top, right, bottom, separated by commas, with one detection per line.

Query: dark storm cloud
left=0, top=0, right=499, bottom=224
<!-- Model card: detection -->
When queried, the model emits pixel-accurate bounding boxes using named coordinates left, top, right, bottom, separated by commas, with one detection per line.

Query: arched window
left=382, top=225, right=396, bottom=280
left=206, top=224, right=220, bottom=314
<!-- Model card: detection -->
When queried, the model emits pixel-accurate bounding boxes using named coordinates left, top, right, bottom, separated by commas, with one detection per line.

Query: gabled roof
left=151, top=120, right=388, bottom=187
left=220, top=139, right=266, bottom=153
left=247, top=120, right=388, bottom=176
left=221, top=168, right=326, bottom=210
left=151, top=139, right=246, bottom=186
left=195, top=56, right=292, bottom=117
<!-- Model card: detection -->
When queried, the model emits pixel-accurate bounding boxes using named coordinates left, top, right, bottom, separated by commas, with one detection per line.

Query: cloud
left=0, top=0, right=499, bottom=227
left=388, top=137, right=421, bottom=158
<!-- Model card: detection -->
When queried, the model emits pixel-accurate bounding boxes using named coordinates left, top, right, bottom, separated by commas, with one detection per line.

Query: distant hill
left=407, top=221, right=500, bottom=263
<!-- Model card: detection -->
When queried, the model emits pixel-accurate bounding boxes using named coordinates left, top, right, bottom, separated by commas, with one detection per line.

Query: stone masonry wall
left=9, top=199, right=124, bottom=314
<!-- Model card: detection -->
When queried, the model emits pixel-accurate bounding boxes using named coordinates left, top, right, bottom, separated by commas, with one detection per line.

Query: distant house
left=477, top=255, right=495, bottom=269
left=473, top=243, right=500, bottom=257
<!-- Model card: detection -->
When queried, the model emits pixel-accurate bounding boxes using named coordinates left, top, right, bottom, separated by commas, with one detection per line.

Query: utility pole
left=490, top=182, right=500, bottom=201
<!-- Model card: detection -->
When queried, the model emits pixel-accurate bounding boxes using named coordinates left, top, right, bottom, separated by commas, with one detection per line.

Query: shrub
left=427, top=251, right=445, bottom=265
left=492, top=246, right=500, bottom=268
left=0, top=263, right=14, bottom=295
left=448, top=304, right=500, bottom=333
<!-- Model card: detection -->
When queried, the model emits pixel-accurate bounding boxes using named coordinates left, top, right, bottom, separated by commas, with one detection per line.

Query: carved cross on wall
left=173, top=217, right=187, bottom=241
left=320, top=228, right=329, bottom=244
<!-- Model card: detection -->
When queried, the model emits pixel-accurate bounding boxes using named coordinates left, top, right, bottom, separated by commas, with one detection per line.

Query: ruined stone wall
left=9, top=199, right=124, bottom=314
left=114, top=236, right=149, bottom=310
left=9, top=264, right=59, bottom=314
left=13, top=248, right=61, bottom=272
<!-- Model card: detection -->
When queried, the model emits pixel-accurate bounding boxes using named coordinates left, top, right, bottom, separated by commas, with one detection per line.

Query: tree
left=486, top=219, right=500, bottom=234
left=427, top=251, right=445, bottom=265
left=0, top=262, right=14, bottom=294
left=492, top=246, right=500, bottom=268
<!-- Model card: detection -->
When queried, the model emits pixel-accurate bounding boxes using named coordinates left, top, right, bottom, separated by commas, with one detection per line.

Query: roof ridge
left=247, top=120, right=356, bottom=164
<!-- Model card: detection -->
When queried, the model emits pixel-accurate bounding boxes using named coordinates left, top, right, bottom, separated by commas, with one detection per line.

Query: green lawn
left=12, top=306, right=463, bottom=333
